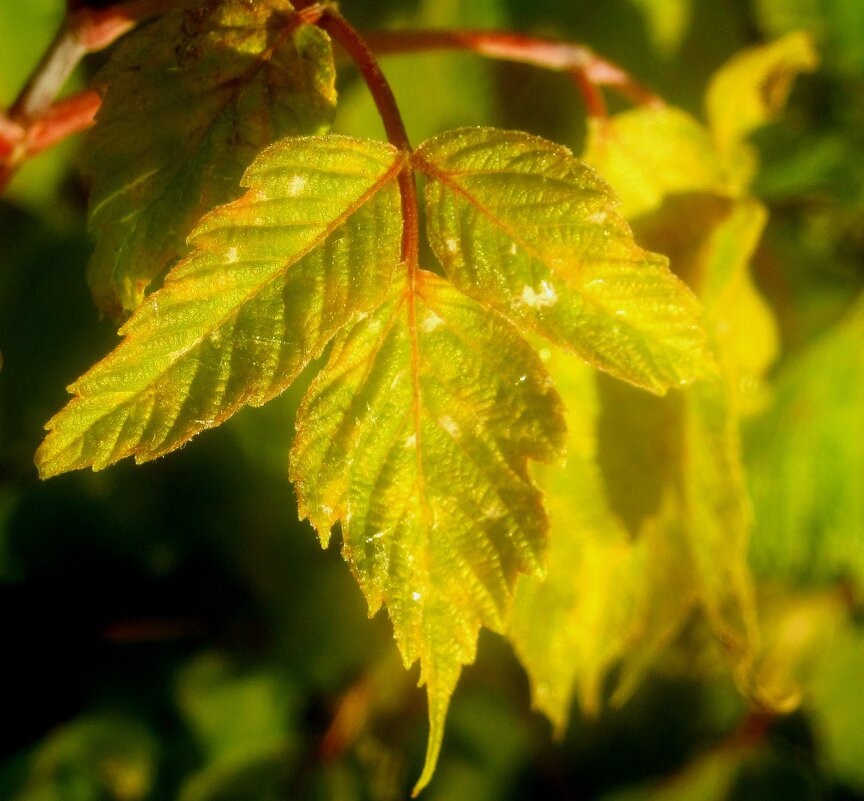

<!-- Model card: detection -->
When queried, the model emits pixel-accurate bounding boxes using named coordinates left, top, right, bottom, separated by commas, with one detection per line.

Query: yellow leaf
left=415, top=127, right=714, bottom=395
left=583, top=107, right=727, bottom=219
left=706, top=31, right=818, bottom=187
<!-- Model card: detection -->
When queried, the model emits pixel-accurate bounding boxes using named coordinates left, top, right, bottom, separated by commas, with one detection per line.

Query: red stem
left=1, top=0, right=175, bottom=192
left=25, top=90, right=101, bottom=156
left=9, top=0, right=176, bottom=124
left=363, top=28, right=663, bottom=114
left=314, top=7, right=420, bottom=270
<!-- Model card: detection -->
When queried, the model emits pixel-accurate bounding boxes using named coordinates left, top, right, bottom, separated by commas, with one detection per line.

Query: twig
left=363, top=29, right=663, bottom=115
left=1, top=0, right=176, bottom=192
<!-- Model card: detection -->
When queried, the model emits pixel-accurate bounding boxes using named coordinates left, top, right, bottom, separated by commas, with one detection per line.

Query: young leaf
left=83, top=0, right=337, bottom=318
left=413, top=127, right=713, bottom=395
left=36, top=135, right=403, bottom=478
left=290, top=271, right=566, bottom=794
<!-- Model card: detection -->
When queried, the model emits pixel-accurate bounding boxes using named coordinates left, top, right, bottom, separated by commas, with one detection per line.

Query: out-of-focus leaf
left=629, top=0, right=692, bottom=57
left=174, top=653, right=299, bottom=801
left=416, top=127, right=713, bottom=395
left=746, top=296, right=864, bottom=586
left=808, top=625, right=864, bottom=790
left=290, top=271, right=566, bottom=794
left=83, top=0, right=337, bottom=317
left=753, top=589, right=848, bottom=711
left=755, top=0, right=864, bottom=75
left=509, top=352, right=697, bottom=730
left=175, top=652, right=298, bottom=763
left=706, top=31, right=817, bottom=188
left=510, top=352, right=757, bottom=733
left=595, top=373, right=757, bottom=690
left=509, top=353, right=640, bottom=730
left=599, top=746, right=743, bottom=801
left=583, top=107, right=727, bottom=219
left=10, top=714, right=156, bottom=801
left=36, top=135, right=403, bottom=477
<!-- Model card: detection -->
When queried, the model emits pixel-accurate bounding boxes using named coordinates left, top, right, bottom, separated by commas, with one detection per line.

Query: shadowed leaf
left=83, top=0, right=337, bottom=317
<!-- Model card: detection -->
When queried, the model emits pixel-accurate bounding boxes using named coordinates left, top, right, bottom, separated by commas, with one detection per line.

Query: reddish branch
left=1, top=0, right=175, bottom=191
left=1, top=1, right=662, bottom=193
left=316, top=10, right=420, bottom=270
left=363, top=28, right=663, bottom=114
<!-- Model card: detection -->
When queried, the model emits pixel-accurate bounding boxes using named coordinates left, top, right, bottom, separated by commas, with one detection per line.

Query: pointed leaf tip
left=36, top=135, right=403, bottom=478
left=291, top=271, right=566, bottom=791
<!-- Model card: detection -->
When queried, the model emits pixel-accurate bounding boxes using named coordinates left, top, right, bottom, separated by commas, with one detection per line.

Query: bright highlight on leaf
left=414, top=127, right=713, bottom=394
left=83, top=0, right=337, bottom=318
left=290, top=271, right=566, bottom=794
left=36, top=135, right=403, bottom=477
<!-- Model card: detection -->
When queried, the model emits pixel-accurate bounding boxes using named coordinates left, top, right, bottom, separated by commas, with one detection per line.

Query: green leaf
left=746, top=296, right=864, bottom=586
left=83, top=0, right=337, bottom=318
left=414, top=127, right=713, bottom=395
left=10, top=714, right=156, bottom=801
left=290, top=270, right=566, bottom=794
left=629, top=0, right=692, bottom=57
left=36, top=135, right=403, bottom=477
left=583, top=107, right=727, bottom=218
left=808, top=624, right=864, bottom=789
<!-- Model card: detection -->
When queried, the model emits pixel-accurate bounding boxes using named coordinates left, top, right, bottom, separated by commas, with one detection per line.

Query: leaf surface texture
left=414, top=127, right=712, bottom=394
left=290, top=271, right=566, bottom=793
left=37, top=136, right=403, bottom=477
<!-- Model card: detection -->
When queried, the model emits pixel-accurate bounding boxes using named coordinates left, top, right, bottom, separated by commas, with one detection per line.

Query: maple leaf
left=36, top=135, right=403, bottom=477
left=83, top=0, right=337, bottom=318
left=413, top=127, right=714, bottom=394
left=290, top=270, right=566, bottom=794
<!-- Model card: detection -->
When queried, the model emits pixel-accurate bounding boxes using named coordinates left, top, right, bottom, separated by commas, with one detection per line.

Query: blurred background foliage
left=1, top=0, right=862, bottom=799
